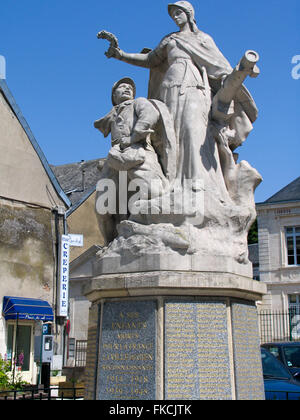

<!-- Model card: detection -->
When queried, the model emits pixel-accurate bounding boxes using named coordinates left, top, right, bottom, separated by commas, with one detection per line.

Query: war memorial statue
left=94, top=1, right=262, bottom=273
left=84, top=2, right=267, bottom=400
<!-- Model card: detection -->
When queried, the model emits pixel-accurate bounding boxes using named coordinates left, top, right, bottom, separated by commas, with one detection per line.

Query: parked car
left=261, top=347, right=300, bottom=400
left=261, top=342, right=300, bottom=380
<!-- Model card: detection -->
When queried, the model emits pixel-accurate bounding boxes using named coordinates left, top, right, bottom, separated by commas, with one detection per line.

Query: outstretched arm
left=98, top=30, right=167, bottom=69
left=107, top=46, right=152, bottom=68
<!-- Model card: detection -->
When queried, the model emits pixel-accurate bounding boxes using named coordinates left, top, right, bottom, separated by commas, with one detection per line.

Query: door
left=6, top=321, right=34, bottom=383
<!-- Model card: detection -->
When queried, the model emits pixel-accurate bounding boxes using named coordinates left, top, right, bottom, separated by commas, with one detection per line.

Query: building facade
left=0, top=80, right=71, bottom=383
left=257, top=177, right=300, bottom=313
left=51, top=159, right=104, bottom=368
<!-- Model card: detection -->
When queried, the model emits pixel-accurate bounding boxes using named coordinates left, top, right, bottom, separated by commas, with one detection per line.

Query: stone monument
left=84, top=1, right=267, bottom=400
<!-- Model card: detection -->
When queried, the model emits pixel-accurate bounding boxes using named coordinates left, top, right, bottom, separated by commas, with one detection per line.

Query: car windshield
left=283, top=346, right=300, bottom=368
left=261, top=348, right=291, bottom=379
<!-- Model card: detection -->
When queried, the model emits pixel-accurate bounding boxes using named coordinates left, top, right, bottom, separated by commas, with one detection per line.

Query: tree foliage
left=248, top=219, right=258, bottom=244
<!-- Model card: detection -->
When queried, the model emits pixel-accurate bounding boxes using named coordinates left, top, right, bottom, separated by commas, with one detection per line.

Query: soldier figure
left=94, top=78, right=176, bottom=244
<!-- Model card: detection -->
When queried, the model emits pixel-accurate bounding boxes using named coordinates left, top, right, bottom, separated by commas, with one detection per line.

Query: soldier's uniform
left=94, top=88, right=176, bottom=244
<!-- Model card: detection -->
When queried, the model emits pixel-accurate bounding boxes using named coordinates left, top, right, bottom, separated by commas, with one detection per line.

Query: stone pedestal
left=83, top=270, right=266, bottom=400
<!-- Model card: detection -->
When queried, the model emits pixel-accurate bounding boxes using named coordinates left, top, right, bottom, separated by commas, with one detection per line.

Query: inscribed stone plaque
left=231, top=302, right=265, bottom=400
left=165, top=300, right=232, bottom=400
left=98, top=300, right=156, bottom=400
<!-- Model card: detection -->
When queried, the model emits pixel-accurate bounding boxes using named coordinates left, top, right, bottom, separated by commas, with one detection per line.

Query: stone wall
left=84, top=302, right=100, bottom=400
left=0, top=198, right=55, bottom=303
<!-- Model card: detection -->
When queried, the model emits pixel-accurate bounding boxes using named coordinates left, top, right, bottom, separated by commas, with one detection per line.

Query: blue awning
left=2, top=296, right=54, bottom=321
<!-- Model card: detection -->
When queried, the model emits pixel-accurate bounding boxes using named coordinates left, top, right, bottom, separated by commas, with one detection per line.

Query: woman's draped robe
left=146, top=30, right=258, bottom=208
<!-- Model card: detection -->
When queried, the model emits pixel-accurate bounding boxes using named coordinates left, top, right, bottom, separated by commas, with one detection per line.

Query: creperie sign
left=58, top=235, right=70, bottom=317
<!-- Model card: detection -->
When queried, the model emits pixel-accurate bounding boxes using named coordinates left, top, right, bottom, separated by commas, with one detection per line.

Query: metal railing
left=259, top=309, right=300, bottom=343
left=0, top=386, right=84, bottom=400
left=1, top=386, right=299, bottom=401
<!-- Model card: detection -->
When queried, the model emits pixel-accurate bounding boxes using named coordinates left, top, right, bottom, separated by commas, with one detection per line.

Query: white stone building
left=257, top=177, right=300, bottom=312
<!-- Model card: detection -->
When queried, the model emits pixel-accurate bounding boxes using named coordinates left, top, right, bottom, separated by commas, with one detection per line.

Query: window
left=68, top=337, right=75, bottom=359
left=283, top=346, right=300, bottom=368
left=267, top=346, right=280, bottom=360
left=285, top=227, right=300, bottom=265
left=289, top=294, right=300, bottom=310
left=6, top=323, right=33, bottom=371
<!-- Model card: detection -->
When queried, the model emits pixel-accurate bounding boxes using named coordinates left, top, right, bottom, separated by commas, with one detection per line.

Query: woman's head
left=168, top=1, right=198, bottom=32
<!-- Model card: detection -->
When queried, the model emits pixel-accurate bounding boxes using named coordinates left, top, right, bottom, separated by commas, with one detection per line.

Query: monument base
left=83, top=271, right=266, bottom=400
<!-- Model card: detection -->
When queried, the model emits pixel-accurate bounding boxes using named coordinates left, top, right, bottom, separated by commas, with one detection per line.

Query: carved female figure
left=106, top=1, right=256, bottom=204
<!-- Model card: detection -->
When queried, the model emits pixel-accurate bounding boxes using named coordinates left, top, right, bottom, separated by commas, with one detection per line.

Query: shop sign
left=57, top=235, right=70, bottom=317
left=68, top=234, right=83, bottom=247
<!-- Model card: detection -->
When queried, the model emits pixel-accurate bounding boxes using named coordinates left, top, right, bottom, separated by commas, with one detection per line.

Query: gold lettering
left=102, top=352, right=153, bottom=362
left=101, top=364, right=153, bottom=372
left=130, top=375, right=149, bottom=384
left=106, top=374, right=124, bottom=383
left=103, top=342, right=153, bottom=351
left=112, top=321, right=147, bottom=330
left=126, top=312, right=140, bottom=319
left=105, top=384, right=148, bottom=397
left=117, top=332, right=139, bottom=340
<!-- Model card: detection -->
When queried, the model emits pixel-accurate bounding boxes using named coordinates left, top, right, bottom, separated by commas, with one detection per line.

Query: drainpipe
left=53, top=209, right=60, bottom=320
left=63, top=211, right=68, bottom=236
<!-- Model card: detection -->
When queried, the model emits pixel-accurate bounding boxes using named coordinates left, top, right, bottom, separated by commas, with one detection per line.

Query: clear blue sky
left=0, top=0, right=299, bottom=202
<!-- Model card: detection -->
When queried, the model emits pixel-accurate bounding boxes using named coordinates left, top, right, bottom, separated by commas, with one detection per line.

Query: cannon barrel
left=239, top=50, right=260, bottom=75
left=212, top=50, right=260, bottom=122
